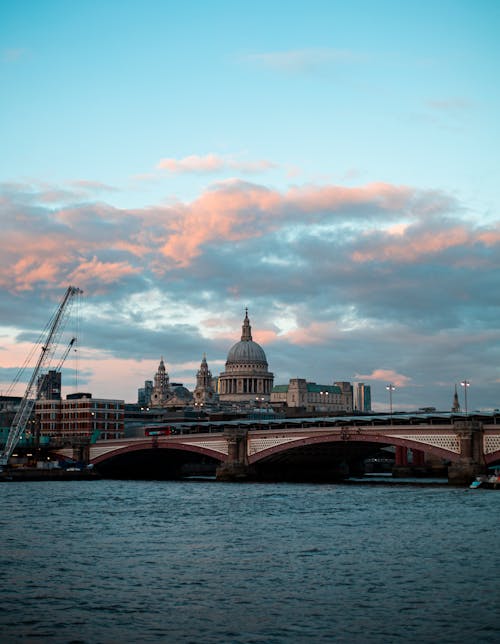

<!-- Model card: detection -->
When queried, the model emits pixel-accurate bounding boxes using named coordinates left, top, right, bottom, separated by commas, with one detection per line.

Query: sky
left=1, top=0, right=499, bottom=412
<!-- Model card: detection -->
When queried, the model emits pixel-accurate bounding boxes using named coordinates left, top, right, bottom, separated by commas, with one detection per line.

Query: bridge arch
left=485, top=449, right=500, bottom=466
left=248, top=433, right=462, bottom=465
left=90, top=440, right=225, bottom=466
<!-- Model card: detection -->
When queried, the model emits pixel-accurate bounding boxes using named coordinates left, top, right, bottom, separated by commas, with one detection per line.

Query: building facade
left=218, top=310, right=274, bottom=405
left=137, top=380, right=153, bottom=407
left=354, top=382, right=372, bottom=412
left=271, top=379, right=353, bottom=413
left=35, top=393, right=124, bottom=441
left=37, top=370, right=62, bottom=400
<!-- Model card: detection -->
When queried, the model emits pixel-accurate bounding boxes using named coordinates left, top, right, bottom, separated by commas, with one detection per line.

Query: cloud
left=157, top=154, right=277, bottom=175
left=2, top=48, right=26, bottom=62
left=1, top=178, right=499, bottom=409
left=68, top=180, right=118, bottom=194
left=66, top=256, right=141, bottom=289
left=426, top=98, right=473, bottom=111
left=354, top=369, right=411, bottom=388
left=241, top=48, right=363, bottom=73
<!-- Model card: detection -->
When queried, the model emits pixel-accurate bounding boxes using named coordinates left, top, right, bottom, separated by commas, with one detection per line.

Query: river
left=1, top=479, right=499, bottom=643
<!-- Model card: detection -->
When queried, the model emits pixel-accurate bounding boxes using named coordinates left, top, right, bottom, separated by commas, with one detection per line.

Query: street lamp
left=386, top=384, right=396, bottom=418
left=460, top=380, right=470, bottom=416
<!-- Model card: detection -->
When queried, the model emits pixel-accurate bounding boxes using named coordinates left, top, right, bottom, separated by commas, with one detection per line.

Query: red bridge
left=55, top=413, right=500, bottom=484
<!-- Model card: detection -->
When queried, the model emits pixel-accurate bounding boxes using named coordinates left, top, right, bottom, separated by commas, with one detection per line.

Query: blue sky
left=1, top=0, right=499, bottom=411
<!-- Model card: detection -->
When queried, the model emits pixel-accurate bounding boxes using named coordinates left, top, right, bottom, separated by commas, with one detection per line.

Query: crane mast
left=0, top=286, right=82, bottom=469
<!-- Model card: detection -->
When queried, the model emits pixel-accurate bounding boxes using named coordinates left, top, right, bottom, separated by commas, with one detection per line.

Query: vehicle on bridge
left=144, top=427, right=173, bottom=436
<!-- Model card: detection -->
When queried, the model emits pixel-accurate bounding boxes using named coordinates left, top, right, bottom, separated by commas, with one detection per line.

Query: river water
left=1, top=479, right=499, bottom=643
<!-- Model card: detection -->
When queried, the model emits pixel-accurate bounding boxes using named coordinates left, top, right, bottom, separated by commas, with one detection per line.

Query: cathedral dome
left=226, top=339, right=267, bottom=365
left=225, top=310, right=268, bottom=367
left=219, top=310, right=274, bottom=403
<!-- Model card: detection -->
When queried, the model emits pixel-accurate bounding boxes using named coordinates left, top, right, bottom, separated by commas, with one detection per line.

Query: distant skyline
left=1, top=1, right=499, bottom=411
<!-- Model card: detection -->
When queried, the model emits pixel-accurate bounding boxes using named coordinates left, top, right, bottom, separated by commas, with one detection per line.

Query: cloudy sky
left=1, top=0, right=499, bottom=411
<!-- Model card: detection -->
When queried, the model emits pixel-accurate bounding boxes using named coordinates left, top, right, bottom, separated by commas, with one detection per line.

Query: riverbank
left=0, top=468, right=101, bottom=482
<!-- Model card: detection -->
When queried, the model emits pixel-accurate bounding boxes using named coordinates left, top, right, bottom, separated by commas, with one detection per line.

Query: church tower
left=193, top=354, right=216, bottom=405
left=150, top=357, right=172, bottom=407
left=451, top=384, right=460, bottom=413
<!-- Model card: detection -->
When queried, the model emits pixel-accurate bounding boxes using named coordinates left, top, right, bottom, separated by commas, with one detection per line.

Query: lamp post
left=386, top=384, right=395, bottom=419
left=460, top=380, right=470, bottom=416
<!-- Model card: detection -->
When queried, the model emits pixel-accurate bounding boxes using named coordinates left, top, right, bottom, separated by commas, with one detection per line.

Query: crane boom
left=55, top=337, right=77, bottom=372
left=0, top=286, right=82, bottom=469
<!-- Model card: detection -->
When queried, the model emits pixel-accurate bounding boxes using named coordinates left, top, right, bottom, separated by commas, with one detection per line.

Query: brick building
left=35, top=393, right=124, bottom=442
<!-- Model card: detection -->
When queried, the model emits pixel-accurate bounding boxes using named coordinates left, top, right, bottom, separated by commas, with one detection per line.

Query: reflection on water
left=1, top=480, right=499, bottom=643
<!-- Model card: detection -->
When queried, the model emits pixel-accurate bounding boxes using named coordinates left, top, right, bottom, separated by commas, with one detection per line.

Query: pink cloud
left=355, top=369, right=411, bottom=388
left=157, top=154, right=276, bottom=174
left=3, top=256, right=65, bottom=292
left=283, top=322, right=337, bottom=346
left=1, top=177, right=489, bottom=290
left=158, top=154, right=225, bottom=173
left=66, top=256, right=140, bottom=287
left=157, top=180, right=428, bottom=266
left=351, top=225, right=482, bottom=264
left=159, top=181, right=280, bottom=265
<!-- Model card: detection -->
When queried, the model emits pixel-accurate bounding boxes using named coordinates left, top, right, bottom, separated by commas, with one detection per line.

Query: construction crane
left=55, top=336, right=77, bottom=372
left=0, top=286, right=83, bottom=469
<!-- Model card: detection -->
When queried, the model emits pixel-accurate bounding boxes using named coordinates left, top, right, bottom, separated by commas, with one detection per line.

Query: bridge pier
left=448, top=420, right=485, bottom=485
left=216, top=428, right=252, bottom=481
left=71, top=438, right=90, bottom=466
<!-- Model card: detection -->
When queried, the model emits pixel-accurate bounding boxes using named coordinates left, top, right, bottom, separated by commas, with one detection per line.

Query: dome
left=171, top=385, right=192, bottom=400
left=225, top=309, right=268, bottom=366
left=227, top=339, right=268, bottom=365
left=219, top=310, right=274, bottom=403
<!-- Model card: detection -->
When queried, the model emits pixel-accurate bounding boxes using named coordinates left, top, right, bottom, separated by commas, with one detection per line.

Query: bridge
left=54, top=412, right=500, bottom=484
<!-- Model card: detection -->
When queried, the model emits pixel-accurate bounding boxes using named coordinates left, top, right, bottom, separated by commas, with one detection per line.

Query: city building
left=37, top=370, right=62, bottom=400
left=271, top=379, right=353, bottom=413
left=354, top=382, right=372, bottom=412
left=35, top=393, right=124, bottom=441
left=168, top=383, right=193, bottom=408
left=137, top=380, right=153, bottom=407
left=218, top=310, right=274, bottom=405
left=452, top=384, right=460, bottom=413
left=0, top=395, right=23, bottom=447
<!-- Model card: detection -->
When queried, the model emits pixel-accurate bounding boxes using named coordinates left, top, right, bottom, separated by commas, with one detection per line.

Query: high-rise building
left=137, top=380, right=153, bottom=406
left=37, top=370, right=62, bottom=400
left=355, top=383, right=371, bottom=412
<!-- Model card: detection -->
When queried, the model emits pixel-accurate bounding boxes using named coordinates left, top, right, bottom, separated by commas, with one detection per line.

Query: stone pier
left=216, top=428, right=251, bottom=481
left=448, top=420, right=485, bottom=485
